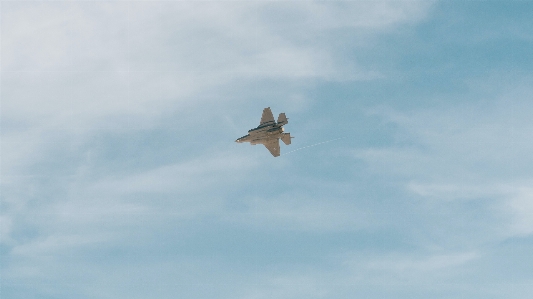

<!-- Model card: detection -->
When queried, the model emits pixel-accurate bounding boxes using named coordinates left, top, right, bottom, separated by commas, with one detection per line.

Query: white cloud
left=0, top=216, right=14, bottom=245
left=1, top=1, right=433, bottom=178
left=0, top=3, right=436, bottom=297
left=223, top=194, right=370, bottom=232
left=505, top=186, right=533, bottom=236
left=364, top=252, right=478, bottom=273
left=1, top=150, right=260, bottom=240
left=91, top=152, right=258, bottom=195
left=2, top=1, right=431, bottom=73
left=356, top=79, right=533, bottom=239
left=1, top=0, right=435, bottom=239
left=237, top=250, right=478, bottom=299
left=10, top=233, right=109, bottom=258
left=344, top=251, right=479, bottom=285
left=239, top=272, right=328, bottom=299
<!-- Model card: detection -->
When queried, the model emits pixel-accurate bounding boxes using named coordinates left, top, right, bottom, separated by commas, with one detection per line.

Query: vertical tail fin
left=277, top=113, right=288, bottom=126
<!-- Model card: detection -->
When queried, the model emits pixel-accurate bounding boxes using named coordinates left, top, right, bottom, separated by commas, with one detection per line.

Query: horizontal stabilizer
left=281, top=133, right=292, bottom=145
left=277, top=113, right=288, bottom=126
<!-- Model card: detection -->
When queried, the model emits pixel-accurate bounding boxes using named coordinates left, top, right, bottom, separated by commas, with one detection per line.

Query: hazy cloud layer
left=2, top=1, right=533, bottom=299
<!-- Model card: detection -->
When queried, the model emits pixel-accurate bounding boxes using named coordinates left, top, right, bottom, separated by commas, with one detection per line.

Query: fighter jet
left=235, top=107, right=293, bottom=157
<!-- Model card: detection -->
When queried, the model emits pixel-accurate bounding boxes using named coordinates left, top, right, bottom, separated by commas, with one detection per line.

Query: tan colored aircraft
left=235, top=107, right=293, bottom=157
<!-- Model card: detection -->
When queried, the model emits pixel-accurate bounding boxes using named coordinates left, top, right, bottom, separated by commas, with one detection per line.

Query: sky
left=1, top=1, right=533, bottom=298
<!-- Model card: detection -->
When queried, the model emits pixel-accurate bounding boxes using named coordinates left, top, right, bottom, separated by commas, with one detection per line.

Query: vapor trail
left=281, top=137, right=346, bottom=156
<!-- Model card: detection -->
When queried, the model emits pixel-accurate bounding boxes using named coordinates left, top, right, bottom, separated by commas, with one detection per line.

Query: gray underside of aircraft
left=235, top=107, right=292, bottom=157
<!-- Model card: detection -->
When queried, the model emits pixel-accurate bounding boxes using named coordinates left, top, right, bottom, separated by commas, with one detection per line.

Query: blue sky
left=1, top=1, right=533, bottom=298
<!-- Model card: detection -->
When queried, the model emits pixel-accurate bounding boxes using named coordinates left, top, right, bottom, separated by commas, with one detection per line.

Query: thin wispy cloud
left=2, top=1, right=533, bottom=298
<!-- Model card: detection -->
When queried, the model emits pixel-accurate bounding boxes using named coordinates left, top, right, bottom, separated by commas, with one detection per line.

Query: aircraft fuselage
left=236, top=124, right=284, bottom=145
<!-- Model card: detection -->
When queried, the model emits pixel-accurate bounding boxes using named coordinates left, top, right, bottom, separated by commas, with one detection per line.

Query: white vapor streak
left=282, top=137, right=345, bottom=156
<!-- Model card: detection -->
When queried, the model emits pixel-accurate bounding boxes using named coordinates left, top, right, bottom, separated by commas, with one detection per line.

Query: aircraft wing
left=264, top=139, right=280, bottom=157
left=260, top=107, right=275, bottom=126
